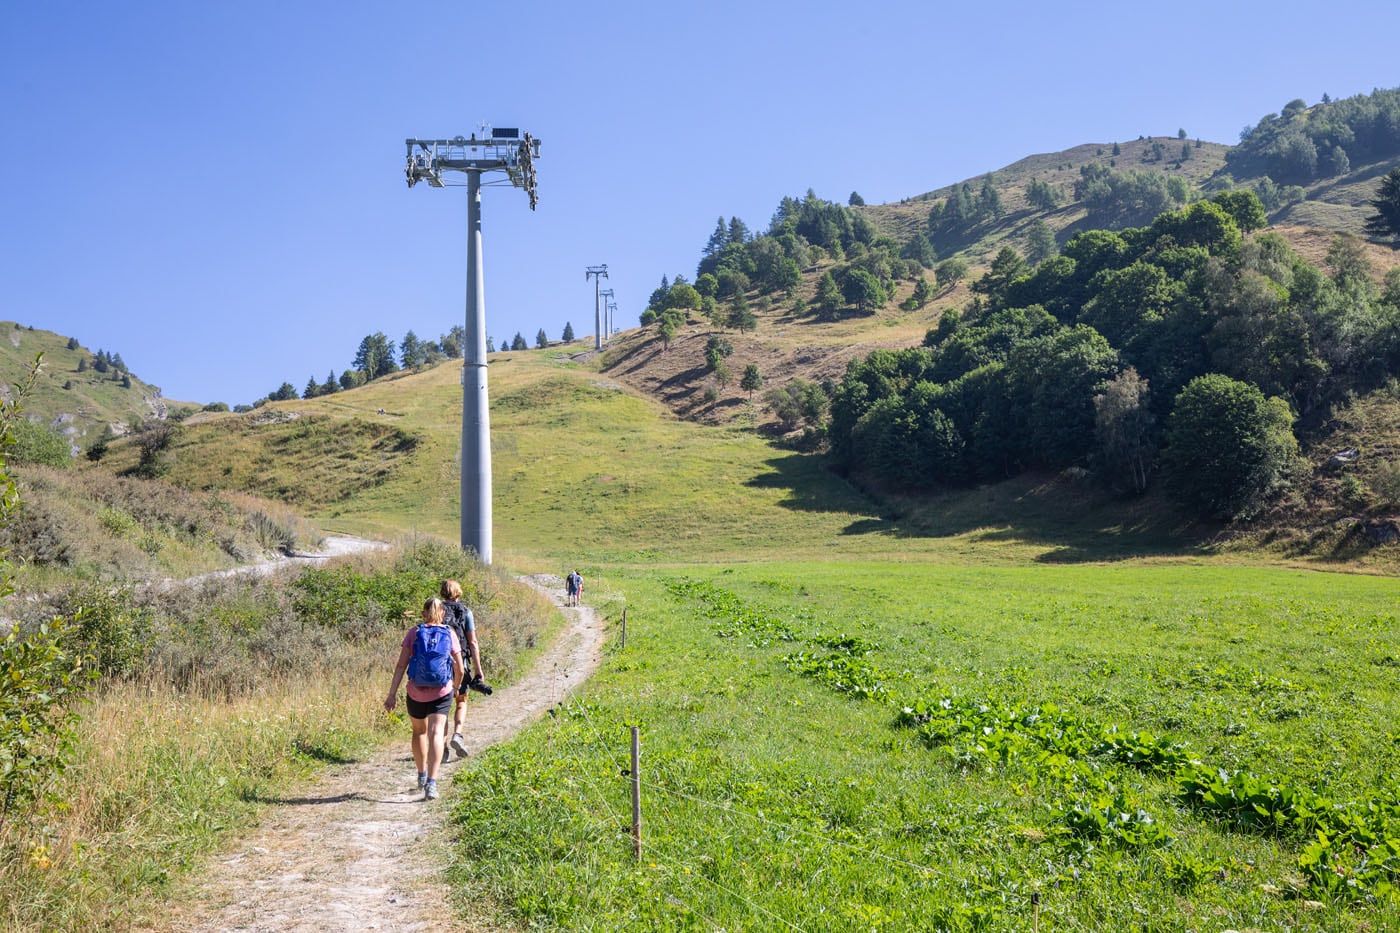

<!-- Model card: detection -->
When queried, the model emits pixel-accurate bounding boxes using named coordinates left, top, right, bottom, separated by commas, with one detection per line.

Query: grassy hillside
left=102, top=350, right=1247, bottom=568
left=3, top=464, right=320, bottom=589
left=106, top=348, right=1400, bottom=571
left=862, top=136, right=1230, bottom=261
left=0, top=321, right=196, bottom=451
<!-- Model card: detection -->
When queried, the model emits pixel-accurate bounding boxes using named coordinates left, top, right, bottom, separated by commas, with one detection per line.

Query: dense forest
left=829, top=191, right=1400, bottom=519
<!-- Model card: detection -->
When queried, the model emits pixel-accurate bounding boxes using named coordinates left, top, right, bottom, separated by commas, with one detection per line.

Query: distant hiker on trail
left=441, top=579, right=490, bottom=763
left=566, top=569, right=583, bottom=607
left=384, top=597, right=463, bottom=800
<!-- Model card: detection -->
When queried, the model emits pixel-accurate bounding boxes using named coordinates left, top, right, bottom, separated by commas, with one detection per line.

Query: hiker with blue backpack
left=384, top=596, right=464, bottom=800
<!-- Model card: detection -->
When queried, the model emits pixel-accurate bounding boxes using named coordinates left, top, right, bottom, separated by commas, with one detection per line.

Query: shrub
left=131, top=421, right=180, bottom=479
left=59, top=585, right=151, bottom=679
left=8, top=420, right=70, bottom=468
left=765, top=380, right=829, bottom=432
left=1164, top=374, right=1299, bottom=520
left=0, top=621, right=87, bottom=832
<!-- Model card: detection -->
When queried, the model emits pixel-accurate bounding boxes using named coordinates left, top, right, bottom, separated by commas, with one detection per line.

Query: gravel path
left=153, top=574, right=605, bottom=932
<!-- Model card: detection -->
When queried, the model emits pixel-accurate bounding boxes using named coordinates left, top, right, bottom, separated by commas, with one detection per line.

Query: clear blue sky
left=3, top=1, right=1396, bottom=404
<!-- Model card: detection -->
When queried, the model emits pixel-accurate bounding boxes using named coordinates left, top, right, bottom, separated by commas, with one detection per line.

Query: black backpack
left=444, top=599, right=473, bottom=644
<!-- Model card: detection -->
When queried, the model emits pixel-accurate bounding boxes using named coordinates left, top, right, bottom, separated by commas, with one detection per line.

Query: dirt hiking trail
left=155, top=574, right=604, bottom=932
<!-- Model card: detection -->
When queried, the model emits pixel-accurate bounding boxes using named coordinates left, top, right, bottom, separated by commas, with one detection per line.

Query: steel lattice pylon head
left=404, top=130, right=541, bottom=209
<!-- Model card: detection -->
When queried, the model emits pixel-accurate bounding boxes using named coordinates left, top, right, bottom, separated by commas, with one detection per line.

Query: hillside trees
left=1164, top=375, right=1298, bottom=519
left=843, top=269, right=887, bottom=313
left=902, top=277, right=934, bottom=311
left=1230, top=88, right=1400, bottom=183
left=1366, top=168, right=1400, bottom=245
left=1075, top=165, right=1188, bottom=226
left=354, top=333, right=398, bottom=380
left=562, top=321, right=575, bottom=342
left=703, top=217, right=728, bottom=259
left=1026, top=220, right=1057, bottom=265
left=825, top=191, right=1400, bottom=516
left=900, top=232, right=936, bottom=268
left=936, top=258, right=968, bottom=290
left=1025, top=178, right=1062, bottom=212
left=1094, top=368, right=1155, bottom=493
left=977, top=176, right=1003, bottom=219
left=510, top=333, right=528, bottom=351
left=439, top=325, right=465, bottom=359
left=740, top=364, right=763, bottom=399
left=399, top=331, right=425, bottom=369
left=1210, top=189, right=1268, bottom=232
left=704, top=335, right=733, bottom=371
left=816, top=271, right=843, bottom=316
left=765, top=379, right=828, bottom=433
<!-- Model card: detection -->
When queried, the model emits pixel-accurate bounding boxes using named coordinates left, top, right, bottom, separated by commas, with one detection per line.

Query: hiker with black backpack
left=384, top=597, right=464, bottom=800
left=440, top=579, right=490, bottom=762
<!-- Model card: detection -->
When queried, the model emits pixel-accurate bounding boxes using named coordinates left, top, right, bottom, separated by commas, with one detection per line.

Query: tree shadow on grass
left=747, top=454, right=1215, bottom=563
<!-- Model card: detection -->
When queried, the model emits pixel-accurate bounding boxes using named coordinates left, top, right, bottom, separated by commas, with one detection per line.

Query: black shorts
left=406, top=694, right=452, bottom=719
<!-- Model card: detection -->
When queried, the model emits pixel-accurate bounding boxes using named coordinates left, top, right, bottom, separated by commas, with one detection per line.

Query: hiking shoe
left=450, top=733, right=469, bottom=757
left=424, top=780, right=439, bottom=800
left=417, top=771, right=427, bottom=789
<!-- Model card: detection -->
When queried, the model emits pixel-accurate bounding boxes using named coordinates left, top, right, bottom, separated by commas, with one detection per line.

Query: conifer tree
left=817, top=270, right=843, bottom=316
left=703, top=216, right=728, bottom=257
left=740, top=364, right=763, bottom=399
left=1366, top=168, right=1400, bottom=244
left=400, top=330, right=424, bottom=369
left=304, top=376, right=320, bottom=399
left=510, top=332, right=527, bottom=351
left=535, top=328, right=549, bottom=349
left=1027, top=219, right=1057, bottom=265
left=910, top=277, right=934, bottom=308
left=562, top=321, right=575, bottom=342
left=978, top=176, right=1003, bottom=219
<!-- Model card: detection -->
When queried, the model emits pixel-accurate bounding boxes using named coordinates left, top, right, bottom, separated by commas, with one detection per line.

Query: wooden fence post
left=621, top=608, right=628, bottom=649
left=630, top=725, right=642, bottom=860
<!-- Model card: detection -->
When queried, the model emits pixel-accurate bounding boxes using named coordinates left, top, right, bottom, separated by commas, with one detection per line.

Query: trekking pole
left=630, top=726, right=642, bottom=861
left=621, top=608, right=627, bottom=650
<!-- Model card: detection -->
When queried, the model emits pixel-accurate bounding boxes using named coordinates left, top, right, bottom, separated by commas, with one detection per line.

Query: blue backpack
left=407, top=624, right=453, bottom=687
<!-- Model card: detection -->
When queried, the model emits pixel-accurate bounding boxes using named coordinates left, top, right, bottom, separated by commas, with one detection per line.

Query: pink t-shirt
left=400, top=625, right=462, bottom=702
